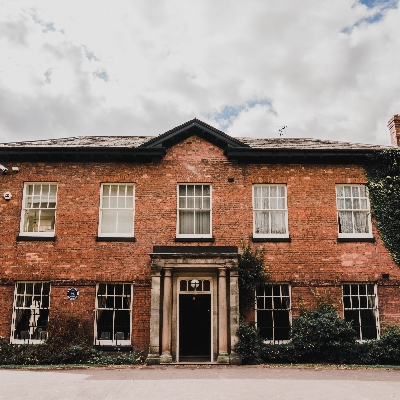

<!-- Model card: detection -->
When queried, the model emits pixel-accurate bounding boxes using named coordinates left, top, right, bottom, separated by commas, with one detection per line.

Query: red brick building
left=0, top=117, right=400, bottom=364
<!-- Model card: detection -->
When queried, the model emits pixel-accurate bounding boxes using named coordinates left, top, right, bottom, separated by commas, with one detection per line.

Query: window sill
left=175, top=237, right=215, bottom=242
left=16, top=236, right=56, bottom=242
left=337, top=237, right=375, bottom=243
left=96, top=237, right=136, bottom=242
left=94, top=345, right=133, bottom=351
left=252, top=237, right=291, bottom=243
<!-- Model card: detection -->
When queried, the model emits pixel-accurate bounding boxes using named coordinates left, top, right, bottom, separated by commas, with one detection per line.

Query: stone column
left=229, top=264, right=241, bottom=364
left=147, top=264, right=162, bottom=365
left=217, top=267, right=229, bottom=364
left=160, top=267, right=173, bottom=363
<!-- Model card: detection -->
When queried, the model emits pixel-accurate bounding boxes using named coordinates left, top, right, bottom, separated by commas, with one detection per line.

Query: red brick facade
left=0, top=121, right=399, bottom=360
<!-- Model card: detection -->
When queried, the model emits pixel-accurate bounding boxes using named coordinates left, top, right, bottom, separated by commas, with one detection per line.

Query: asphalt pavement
left=1, top=365, right=400, bottom=400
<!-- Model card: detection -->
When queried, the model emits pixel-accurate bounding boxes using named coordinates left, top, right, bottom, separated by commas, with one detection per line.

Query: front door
left=178, top=278, right=212, bottom=361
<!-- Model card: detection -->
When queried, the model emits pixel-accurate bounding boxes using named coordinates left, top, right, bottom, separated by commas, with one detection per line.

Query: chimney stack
left=388, top=114, right=400, bottom=146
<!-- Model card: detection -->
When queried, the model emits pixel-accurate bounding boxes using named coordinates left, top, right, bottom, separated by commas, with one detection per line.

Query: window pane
left=117, top=210, right=133, bottom=233
left=179, top=197, right=186, bottom=208
left=195, top=211, right=210, bottom=234
left=126, top=197, right=133, bottom=208
left=271, top=211, right=286, bottom=234
left=179, top=211, right=194, bottom=234
left=203, top=197, right=210, bottom=209
left=119, top=185, right=126, bottom=196
left=179, top=185, right=186, bottom=196
left=101, top=210, right=117, bottom=233
left=255, top=211, right=270, bottom=234
left=110, top=197, right=118, bottom=208
left=203, top=185, right=210, bottom=196
left=187, top=185, right=194, bottom=196
left=111, top=186, right=118, bottom=196
left=338, top=211, right=353, bottom=233
left=195, top=185, right=202, bottom=196
left=336, top=186, right=343, bottom=197
left=126, top=186, right=133, bottom=196
left=118, top=197, right=125, bottom=208
left=354, top=212, right=369, bottom=233
left=103, top=185, right=110, bottom=196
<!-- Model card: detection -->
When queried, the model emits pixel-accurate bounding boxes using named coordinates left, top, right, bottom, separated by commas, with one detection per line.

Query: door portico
left=147, top=246, right=240, bottom=365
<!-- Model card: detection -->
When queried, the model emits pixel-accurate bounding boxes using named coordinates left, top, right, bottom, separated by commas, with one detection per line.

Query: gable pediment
left=140, top=119, right=249, bottom=150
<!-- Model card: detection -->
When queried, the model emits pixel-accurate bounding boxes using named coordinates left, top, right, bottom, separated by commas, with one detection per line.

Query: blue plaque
left=67, top=287, right=79, bottom=300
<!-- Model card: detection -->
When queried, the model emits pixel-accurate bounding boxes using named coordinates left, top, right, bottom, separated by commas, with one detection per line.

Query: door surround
left=147, top=246, right=240, bottom=365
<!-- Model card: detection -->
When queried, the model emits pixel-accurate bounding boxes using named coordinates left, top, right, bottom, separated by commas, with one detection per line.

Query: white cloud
left=0, top=0, right=399, bottom=144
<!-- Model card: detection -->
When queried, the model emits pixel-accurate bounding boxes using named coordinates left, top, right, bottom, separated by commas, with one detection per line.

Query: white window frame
left=94, top=283, right=132, bottom=346
left=176, top=184, right=212, bottom=238
left=336, top=184, right=373, bottom=238
left=255, top=283, right=292, bottom=343
left=10, top=281, right=51, bottom=344
left=177, top=277, right=213, bottom=362
left=342, top=283, right=380, bottom=341
left=98, top=183, right=135, bottom=237
left=253, top=184, right=289, bottom=238
left=19, top=183, right=58, bottom=237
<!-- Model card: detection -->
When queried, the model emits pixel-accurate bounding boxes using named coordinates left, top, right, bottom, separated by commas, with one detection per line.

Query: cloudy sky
left=0, top=0, right=399, bottom=145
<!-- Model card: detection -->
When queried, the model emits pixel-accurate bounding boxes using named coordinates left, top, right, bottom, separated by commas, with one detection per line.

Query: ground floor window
left=256, top=284, right=291, bottom=342
left=342, top=283, right=379, bottom=340
left=95, top=283, right=132, bottom=345
left=10, top=282, right=50, bottom=343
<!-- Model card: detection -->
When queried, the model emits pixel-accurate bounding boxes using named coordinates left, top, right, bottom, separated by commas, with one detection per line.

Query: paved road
left=1, top=365, right=400, bottom=400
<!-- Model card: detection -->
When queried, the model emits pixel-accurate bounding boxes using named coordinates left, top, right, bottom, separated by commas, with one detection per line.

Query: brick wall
left=1, top=135, right=399, bottom=349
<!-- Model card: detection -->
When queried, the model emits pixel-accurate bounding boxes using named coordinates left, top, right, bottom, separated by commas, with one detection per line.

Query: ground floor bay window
left=256, top=284, right=291, bottom=342
left=94, top=283, right=132, bottom=346
left=10, top=282, right=50, bottom=343
left=342, top=283, right=379, bottom=340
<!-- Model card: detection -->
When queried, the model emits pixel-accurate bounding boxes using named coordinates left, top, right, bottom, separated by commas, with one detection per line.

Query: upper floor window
left=253, top=185, right=288, bottom=238
left=20, top=183, right=57, bottom=236
left=256, top=284, right=291, bottom=343
left=99, top=184, right=135, bottom=237
left=342, top=283, right=379, bottom=340
left=10, top=282, right=51, bottom=344
left=177, top=184, right=211, bottom=238
left=336, top=185, right=372, bottom=238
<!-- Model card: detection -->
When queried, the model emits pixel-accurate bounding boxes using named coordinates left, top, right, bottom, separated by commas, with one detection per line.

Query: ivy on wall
left=365, top=149, right=400, bottom=266
left=238, top=240, right=266, bottom=291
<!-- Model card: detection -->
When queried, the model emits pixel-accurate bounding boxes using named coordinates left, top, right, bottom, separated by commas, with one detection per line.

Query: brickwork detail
left=1, top=135, right=400, bottom=350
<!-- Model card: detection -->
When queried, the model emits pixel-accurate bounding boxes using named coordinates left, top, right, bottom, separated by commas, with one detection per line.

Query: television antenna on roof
left=278, top=125, right=287, bottom=137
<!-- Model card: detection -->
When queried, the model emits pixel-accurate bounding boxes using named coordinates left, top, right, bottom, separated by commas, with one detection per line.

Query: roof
left=0, top=118, right=396, bottom=163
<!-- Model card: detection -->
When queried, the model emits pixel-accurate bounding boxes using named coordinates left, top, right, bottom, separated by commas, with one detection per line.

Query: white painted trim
left=98, top=183, right=135, bottom=237
left=176, top=276, right=213, bottom=362
left=93, top=282, right=133, bottom=346
left=252, top=184, right=289, bottom=238
left=176, top=184, right=212, bottom=238
left=19, top=182, right=58, bottom=237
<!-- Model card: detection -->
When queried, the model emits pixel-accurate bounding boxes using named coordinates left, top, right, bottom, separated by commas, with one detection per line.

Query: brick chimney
left=388, top=114, right=400, bottom=146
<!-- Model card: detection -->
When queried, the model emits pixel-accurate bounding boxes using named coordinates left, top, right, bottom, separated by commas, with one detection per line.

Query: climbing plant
left=365, top=149, right=400, bottom=266
left=238, top=240, right=266, bottom=291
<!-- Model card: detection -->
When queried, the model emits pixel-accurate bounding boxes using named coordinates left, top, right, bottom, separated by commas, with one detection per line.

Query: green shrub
left=358, top=326, right=400, bottom=365
left=234, top=318, right=264, bottom=364
left=0, top=314, right=142, bottom=366
left=290, top=303, right=357, bottom=363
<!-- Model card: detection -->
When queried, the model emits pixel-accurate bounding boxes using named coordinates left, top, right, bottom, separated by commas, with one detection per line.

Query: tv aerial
left=278, top=125, right=287, bottom=137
